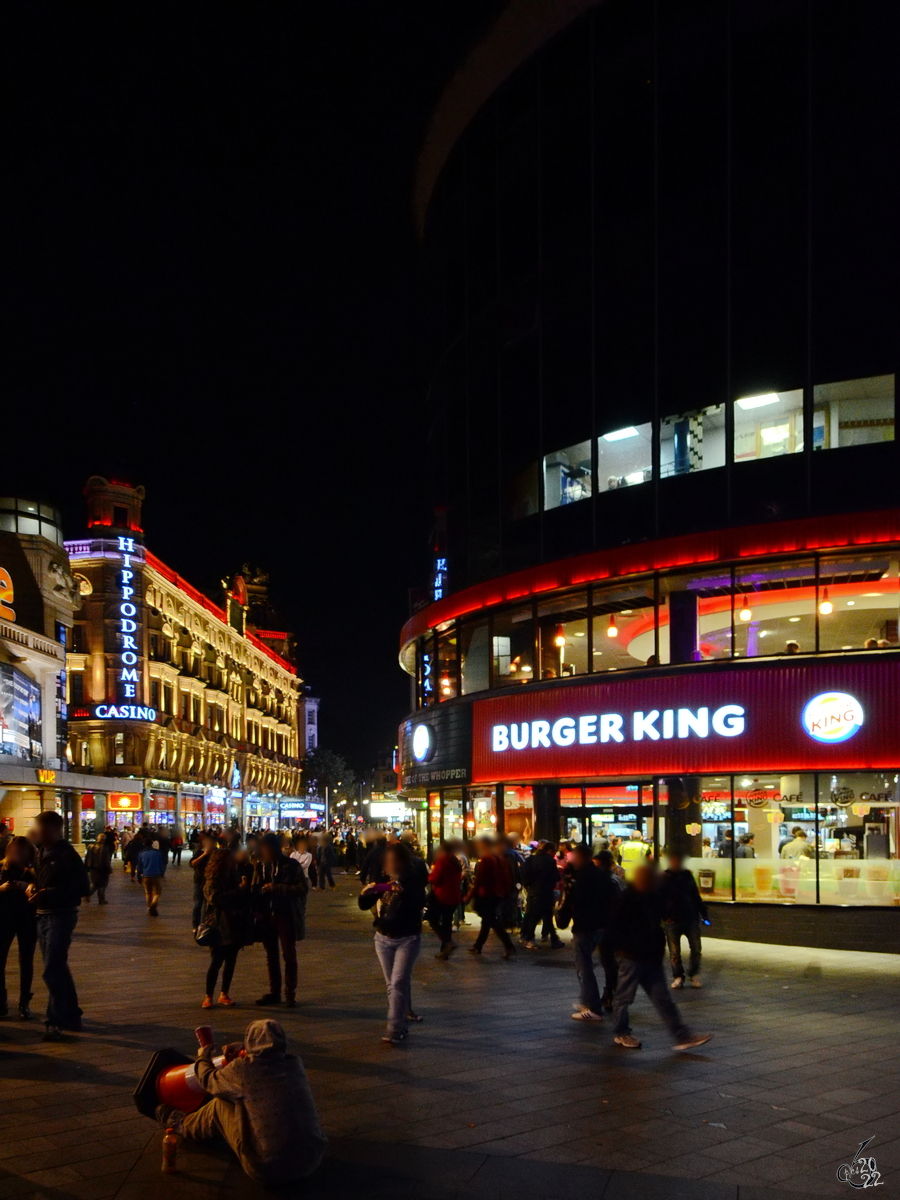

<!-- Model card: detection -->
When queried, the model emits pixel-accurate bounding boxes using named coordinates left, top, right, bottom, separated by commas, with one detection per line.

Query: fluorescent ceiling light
left=602, top=426, right=639, bottom=442
left=624, top=471, right=645, bottom=484
left=736, top=392, right=780, bottom=410
left=760, top=423, right=789, bottom=445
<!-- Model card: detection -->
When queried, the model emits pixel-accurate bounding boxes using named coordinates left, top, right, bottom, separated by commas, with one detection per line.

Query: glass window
left=733, top=558, right=816, bottom=659
left=442, top=788, right=464, bottom=842
left=460, top=619, right=490, bottom=694
left=818, top=553, right=899, bottom=652
left=537, top=591, right=588, bottom=679
left=592, top=579, right=656, bottom=669
left=660, top=405, right=726, bottom=476
left=734, top=773, right=816, bottom=903
left=817, top=772, right=899, bottom=907
left=492, top=604, right=534, bottom=685
left=503, top=786, right=534, bottom=842
left=428, top=792, right=441, bottom=850
left=17, top=516, right=40, bottom=536
left=734, top=387, right=804, bottom=461
left=436, top=624, right=458, bottom=701
left=666, top=776, right=732, bottom=899
left=507, top=462, right=539, bottom=520
left=543, top=440, right=592, bottom=508
left=560, top=787, right=584, bottom=843
left=417, top=635, right=436, bottom=708
left=469, top=787, right=496, bottom=837
left=597, top=422, right=652, bottom=492
left=813, top=374, right=895, bottom=450
left=658, top=568, right=733, bottom=664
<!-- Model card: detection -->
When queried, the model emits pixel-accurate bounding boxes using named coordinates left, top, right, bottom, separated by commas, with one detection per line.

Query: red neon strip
left=253, top=630, right=290, bottom=640
left=400, top=508, right=900, bottom=649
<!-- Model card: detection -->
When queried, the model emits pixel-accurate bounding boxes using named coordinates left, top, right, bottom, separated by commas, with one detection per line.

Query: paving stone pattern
left=0, top=863, right=897, bottom=1199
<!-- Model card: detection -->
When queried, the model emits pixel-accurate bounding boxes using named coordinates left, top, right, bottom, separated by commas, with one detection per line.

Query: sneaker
left=201, top=996, right=214, bottom=1009
left=255, top=993, right=281, bottom=1006
left=381, top=1030, right=408, bottom=1045
left=670, top=977, right=684, bottom=989
left=614, top=1034, right=642, bottom=1049
left=674, top=1033, right=713, bottom=1051
left=218, top=994, right=235, bottom=1007
left=43, top=1024, right=62, bottom=1042
left=691, top=977, right=703, bottom=989
left=571, top=1009, right=604, bottom=1022
left=406, top=1011, right=424, bottom=1023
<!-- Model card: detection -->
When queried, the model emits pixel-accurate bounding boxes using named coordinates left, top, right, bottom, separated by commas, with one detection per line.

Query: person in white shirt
left=290, top=835, right=313, bottom=880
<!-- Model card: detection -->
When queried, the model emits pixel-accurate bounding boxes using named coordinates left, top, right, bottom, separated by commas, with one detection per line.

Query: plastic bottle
left=162, top=1127, right=178, bottom=1174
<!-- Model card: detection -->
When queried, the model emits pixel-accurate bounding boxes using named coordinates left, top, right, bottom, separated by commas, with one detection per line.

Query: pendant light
left=819, top=589, right=833, bottom=615
left=607, top=614, right=619, bottom=638
left=738, top=596, right=752, bottom=622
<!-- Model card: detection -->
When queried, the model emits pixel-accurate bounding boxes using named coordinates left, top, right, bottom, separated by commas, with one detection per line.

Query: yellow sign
left=37, top=769, right=56, bottom=784
left=0, top=567, right=14, bottom=622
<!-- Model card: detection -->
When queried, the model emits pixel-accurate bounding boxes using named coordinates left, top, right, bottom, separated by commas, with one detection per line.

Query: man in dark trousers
left=519, top=841, right=563, bottom=950
left=253, top=833, right=308, bottom=1008
left=607, top=863, right=711, bottom=1052
left=557, top=843, right=620, bottom=1020
left=660, top=851, right=708, bottom=989
left=30, top=811, right=89, bottom=1041
left=359, top=832, right=387, bottom=885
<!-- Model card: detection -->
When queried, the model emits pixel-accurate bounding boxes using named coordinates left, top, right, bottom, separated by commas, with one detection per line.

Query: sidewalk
left=0, top=864, right=896, bottom=1198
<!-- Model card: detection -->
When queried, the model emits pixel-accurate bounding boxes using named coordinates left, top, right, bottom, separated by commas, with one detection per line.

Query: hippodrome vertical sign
left=116, top=536, right=142, bottom=704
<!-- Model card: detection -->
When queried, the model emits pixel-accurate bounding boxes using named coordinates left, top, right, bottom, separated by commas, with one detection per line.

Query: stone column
left=142, top=782, right=151, bottom=827
left=70, top=790, right=83, bottom=846
left=175, top=781, right=183, bottom=832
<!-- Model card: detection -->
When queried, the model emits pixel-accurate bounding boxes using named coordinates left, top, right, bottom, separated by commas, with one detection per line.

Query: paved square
left=0, top=862, right=897, bottom=1198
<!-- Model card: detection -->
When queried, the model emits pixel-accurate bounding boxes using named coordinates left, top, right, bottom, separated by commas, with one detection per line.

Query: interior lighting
left=602, top=426, right=639, bottom=442
left=819, top=589, right=833, bottom=615
left=789, top=616, right=801, bottom=623
left=846, top=601, right=855, bottom=606
left=553, top=626, right=566, bottom=648
left=607, top=614, right=619, bottom=638
left=739, top=597, right=752, bottom=622
left=736, top=392, right=780, bottom=410
left=574, top=631, right=586, bottom=637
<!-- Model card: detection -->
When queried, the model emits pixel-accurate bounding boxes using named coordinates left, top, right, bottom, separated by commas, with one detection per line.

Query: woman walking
left=201, top=849, right=253, bottom=1008
left=466, top=837, right=516, bottom=958
left=0, top=836, right=38, bottom=1018
left=358, top=842, right=425, bottom=1045
left=427, top=841, right=463, bottom=959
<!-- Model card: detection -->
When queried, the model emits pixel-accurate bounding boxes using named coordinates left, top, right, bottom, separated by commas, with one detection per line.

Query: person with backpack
left=30, top=810, right=90, bottom=1041
left=465, top=837, right=516, bottom=958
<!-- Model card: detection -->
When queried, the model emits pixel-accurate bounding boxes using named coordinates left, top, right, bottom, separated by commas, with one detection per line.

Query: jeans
left=666, top=922, right=702, bottom=980
left=318, top=863, right=334, bottom=889
left=206, top=944, right=240, bottom=998
left=427, top=902, right=456, bottom=948
left=0, top=917, right=37, bottom=1008
left=573, top=927, right=612, bottom=1013
left=373, top=932, right=421, bottom=1034
left=262, top=914, right=298, bottom=999
left=613, top=956, right=690, bottom=1041
left=36, top=910, right=81, bottom=1030
left=473, top=903, right=514, bottom=953
left=520, top=894, right=560, bottom=944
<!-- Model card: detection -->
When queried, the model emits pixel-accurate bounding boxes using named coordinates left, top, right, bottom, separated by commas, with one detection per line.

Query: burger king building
left=400, top=0, right=900, bottom=952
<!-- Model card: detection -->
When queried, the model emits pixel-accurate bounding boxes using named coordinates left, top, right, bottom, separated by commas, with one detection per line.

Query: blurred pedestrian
left=465, top=837, right=516, bottom=958
left=84, top=832, right=112, bottom=904
left=314, top=834, right=336, bottom=890
left=0, top=835, right=38, bottom=1019
left=660, top=852, right=707, bottom=989
left=519, top=840, right=562, bottom=950
left=138, top=840, right=167, bottom=916
left=253, top=833, right=308, bottom=1008
left=557, top=843, right=619, bottom=1020
left=201, top=848, right=253, bottom=1008
left=427, top=840, right=463, bottom=959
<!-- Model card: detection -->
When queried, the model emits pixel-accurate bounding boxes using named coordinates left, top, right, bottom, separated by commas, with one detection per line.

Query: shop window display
left=503, top=785, right=534, bottom=842
left=733, top=387, right=804, bottom=461
left=816, top=772, right=899, bottom=906
left=817, top=554, right=899, bottom=652
left=543, top=440, right=592, bottom=508
left=813, top=374, right=895, bottom=450
left=537, top=591, right=588, bottom=679
left=660, top=404, right=725, bottom=476
left=733, top=558, right=816, bottom=659
left=442, top=789, right=464, bottom=842
left=733, top=774, right=817, bottom=904
left=469, top=787, right=496, bottom=836
left=591, top=579, right=656, bottom=670
left=492, top=604, right=535, bottom=685
left=597, top=422, right=652, bottom=492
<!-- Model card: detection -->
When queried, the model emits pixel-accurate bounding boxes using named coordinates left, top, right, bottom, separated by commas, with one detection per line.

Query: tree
left=303, top=746, right=357, bottom=804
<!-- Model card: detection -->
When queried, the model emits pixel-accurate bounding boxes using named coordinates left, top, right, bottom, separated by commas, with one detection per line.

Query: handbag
left=194, top=902, right=221, bottom=947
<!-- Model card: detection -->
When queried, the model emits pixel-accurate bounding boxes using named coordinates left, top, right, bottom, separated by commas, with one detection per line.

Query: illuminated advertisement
left=115, top=536, right=143, bottom=704
left=0, top=663, right=43, bottom=761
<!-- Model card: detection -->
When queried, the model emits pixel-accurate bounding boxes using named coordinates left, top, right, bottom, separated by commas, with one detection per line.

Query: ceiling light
left=847, top=601, right=855, bottom=607
left=602, top=426, right=639, bottom=442
left=760, top=423, right=790, bottom=445
left=607, top=615, right=619, bottom=638
left=736, top=392, right=780, bottom=411
left=739, top=597, right=752, bottom=622
left=574, top=631, right=585, bottom=637
left=819, top=589, right=833, bottom=615
left=789, top=616, right=801, bottom=623
left=863, top=592, right=883, bottom=597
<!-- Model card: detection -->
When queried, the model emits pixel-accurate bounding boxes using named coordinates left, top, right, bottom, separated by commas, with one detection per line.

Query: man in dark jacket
left=606, top=864, right=711, bottom=1051
left=358, top=833, right=387, bottom=886
left=557, top=843, right=619, bottom=1020
left=253, top=833, right=308, bottom=1008
left=519, top=842, right=563, bottom=949
left=660, top=853, right=708, bottom=989
left=30, top=811, right=89, bottom=1040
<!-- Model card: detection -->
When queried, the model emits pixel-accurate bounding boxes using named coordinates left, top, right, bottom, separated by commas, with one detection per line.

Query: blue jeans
left=373, top=932, right=421, bottom=1035
left=613, top=956, right=690, bottom=1041
left=37, top=909, right=81, bottom=1030
left=573, top=927, right=607, bottom=1013
left=665, top=922, right=702, bottom=980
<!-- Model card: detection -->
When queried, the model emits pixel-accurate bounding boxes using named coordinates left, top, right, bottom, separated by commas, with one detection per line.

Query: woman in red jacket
left=465, top=838, right=516, bottom=959
left=427, top=841, right=463, bottom=959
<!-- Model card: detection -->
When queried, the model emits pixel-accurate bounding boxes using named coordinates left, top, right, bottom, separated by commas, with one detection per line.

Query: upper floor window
left=661, top=405, right=725, bottom=476
left=597, top=423, right=652, bottom=492
left=734, top=388, right=803, bottom=461
left=543, top=440, right=592, bottom=509
left=813, top=374, right=895, bottom=450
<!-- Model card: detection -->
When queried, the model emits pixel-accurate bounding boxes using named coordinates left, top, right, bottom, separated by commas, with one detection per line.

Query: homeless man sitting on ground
left=157, top=1018, right=327, bottom=1185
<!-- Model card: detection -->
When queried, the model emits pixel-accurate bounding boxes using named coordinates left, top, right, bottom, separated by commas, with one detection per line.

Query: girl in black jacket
left=359, top=843, right=425, bottom=1044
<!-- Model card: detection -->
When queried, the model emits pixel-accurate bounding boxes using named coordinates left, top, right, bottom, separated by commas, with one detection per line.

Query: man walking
left=557, top=843, right=620, bottom=1020
left=660, top=852, right=707, bottom=989
left=138, top=840, right=167, bottom=916
left=519, top=841, right=562, bottom=950
left=607, top=863, right=711, bottom=1051
left=30, top=810, right=89, bottom=1041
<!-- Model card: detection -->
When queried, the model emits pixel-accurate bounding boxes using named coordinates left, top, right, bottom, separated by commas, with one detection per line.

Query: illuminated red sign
left=471, top=657, right=900, bottom=783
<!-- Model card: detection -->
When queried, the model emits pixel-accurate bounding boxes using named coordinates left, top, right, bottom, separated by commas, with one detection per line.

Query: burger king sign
left=801, top=692, right=865, bottom=744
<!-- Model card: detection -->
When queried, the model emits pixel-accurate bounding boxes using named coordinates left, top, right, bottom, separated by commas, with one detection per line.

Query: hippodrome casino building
left=396, top=0, right=900, bottom=952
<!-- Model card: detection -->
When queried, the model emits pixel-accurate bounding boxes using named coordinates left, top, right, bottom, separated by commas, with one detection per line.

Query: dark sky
left=1, top=1, right=500, bottom=775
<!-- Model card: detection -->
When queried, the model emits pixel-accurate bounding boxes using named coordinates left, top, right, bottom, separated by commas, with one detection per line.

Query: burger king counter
left=399, top=652, right=900, bottom=953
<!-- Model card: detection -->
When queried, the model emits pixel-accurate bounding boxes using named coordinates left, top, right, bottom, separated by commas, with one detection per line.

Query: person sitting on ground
left=157, top=1018, right=327, bottom=1185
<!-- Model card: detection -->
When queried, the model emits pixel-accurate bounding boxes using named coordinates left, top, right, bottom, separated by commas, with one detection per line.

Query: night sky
left=1, top=2, right=501, bottom=775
